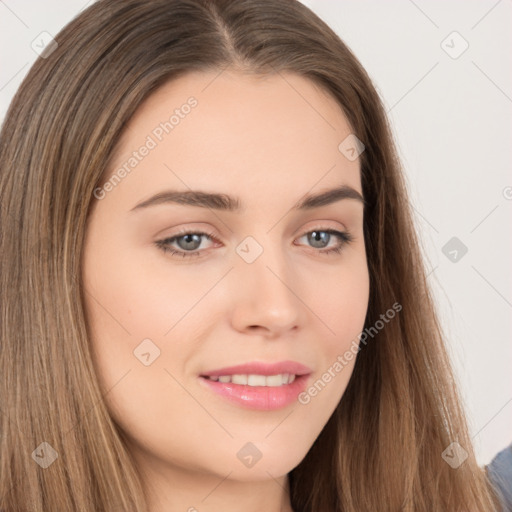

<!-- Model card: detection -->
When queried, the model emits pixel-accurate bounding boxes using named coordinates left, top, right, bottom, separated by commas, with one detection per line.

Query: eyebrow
left=130, top=184, right=365, bottom=213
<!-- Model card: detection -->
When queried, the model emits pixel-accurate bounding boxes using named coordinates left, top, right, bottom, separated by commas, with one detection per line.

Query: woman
left=0, top=0, right=501, bottom=510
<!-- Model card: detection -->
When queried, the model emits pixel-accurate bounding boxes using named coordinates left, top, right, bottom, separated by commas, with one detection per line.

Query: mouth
left=202, top=373, right=297, bottom=386
left=198, top=366, right=311, bottom=411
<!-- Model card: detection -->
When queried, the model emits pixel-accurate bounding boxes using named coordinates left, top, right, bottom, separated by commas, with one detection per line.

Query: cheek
left=299, top=255, right=369, bottom=407
left=81, top=252, right=206, bottom=465
left=82, top=228, right=215, bottom=348
left=326, top=267, right=369, bottom=353
left=307, top=251, right=370, bottom=351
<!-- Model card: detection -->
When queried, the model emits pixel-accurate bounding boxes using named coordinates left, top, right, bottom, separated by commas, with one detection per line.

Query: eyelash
left=155, top=227, right=353, bottom=259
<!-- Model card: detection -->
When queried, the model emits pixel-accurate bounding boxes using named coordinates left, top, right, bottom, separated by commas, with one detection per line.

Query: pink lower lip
left=198, top=374, right=310, bottom=411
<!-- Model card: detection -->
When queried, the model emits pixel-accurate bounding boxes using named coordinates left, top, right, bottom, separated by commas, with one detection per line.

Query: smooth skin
left=82, top=69, right=370, bottom=512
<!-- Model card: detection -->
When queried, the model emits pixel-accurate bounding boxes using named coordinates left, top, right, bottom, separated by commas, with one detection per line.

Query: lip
left=198, top=360, right=312, bottom=411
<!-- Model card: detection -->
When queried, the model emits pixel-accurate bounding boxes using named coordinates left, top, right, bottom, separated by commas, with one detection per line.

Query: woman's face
left=82, top=69, right=369, bottom=496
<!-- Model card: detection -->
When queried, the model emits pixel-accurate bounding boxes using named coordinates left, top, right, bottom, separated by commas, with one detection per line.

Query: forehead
left=104, top=69, right=362, bottom=211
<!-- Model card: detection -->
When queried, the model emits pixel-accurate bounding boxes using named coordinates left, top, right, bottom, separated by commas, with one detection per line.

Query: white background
left=0, top=0, right=510, bottom=466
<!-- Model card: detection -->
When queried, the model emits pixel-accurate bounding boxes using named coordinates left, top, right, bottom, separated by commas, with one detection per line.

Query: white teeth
left=247, top=374, right=267, bottom=386
left=231, top=374, right=248, bottom=385
left=206, top=373, right=296, bottom=386
left=265, top=374, right=285, bottom=387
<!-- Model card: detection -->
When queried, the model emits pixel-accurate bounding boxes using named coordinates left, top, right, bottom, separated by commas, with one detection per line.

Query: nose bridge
left=229, top=231, right=302, bottom=333
left=236, top=232, right=289, bottom=289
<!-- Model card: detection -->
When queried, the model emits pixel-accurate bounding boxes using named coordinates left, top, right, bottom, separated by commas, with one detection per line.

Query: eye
left=155, top=229, right=219, bottom=258
left=295, top=228, right=353, bottom=255
left=155, top=227, right=353, bottom=258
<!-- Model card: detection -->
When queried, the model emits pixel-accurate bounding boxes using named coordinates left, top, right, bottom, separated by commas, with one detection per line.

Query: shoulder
left=486, top=443, right=512, bottom=511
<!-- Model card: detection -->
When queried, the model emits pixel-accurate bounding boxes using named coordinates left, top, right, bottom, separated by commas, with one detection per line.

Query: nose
left=229, top=239, right=302, bottom=337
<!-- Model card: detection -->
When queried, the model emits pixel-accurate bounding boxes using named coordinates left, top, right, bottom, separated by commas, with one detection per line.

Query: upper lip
left=200, top=360, right=312, bottom=377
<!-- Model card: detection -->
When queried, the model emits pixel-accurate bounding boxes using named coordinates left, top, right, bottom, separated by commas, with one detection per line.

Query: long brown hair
left=0, top=0, right=500, bottom=510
